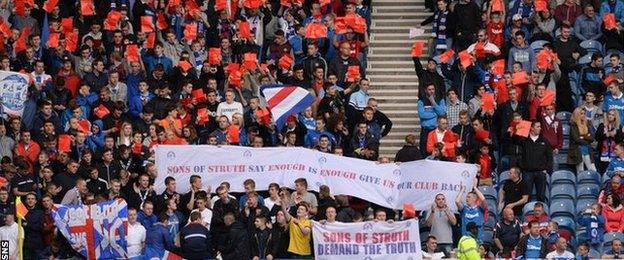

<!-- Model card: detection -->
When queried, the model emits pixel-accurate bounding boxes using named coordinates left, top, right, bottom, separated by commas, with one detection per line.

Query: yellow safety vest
left=458, top=235, right=480, bottom=260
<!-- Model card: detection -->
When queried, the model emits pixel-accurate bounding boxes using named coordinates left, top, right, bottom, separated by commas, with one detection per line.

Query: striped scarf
left=432, top=10, right=448, bottom=50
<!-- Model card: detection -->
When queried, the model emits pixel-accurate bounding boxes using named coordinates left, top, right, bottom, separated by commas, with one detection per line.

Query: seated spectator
left=546, top=221, right=560, bottom=251
left=602, top=193, right=624, bottom=232
left=421, top=235, right=447, bottom=259
left=577, top=203, right=605, bottom=252
left=603, top=238, right=624, bottom=258
left=523, top=202, right=551, bottom=235
left=600, top=175, right=624, bottom=203
left=494, top=208, right=522, bottom=257
left=574, top=5, right=603, bottom=41
left=546, top=237, right=575, bottom=259
left=577, top=242, right=591, bottom=260
left=516, top=220, right=549, bottom=259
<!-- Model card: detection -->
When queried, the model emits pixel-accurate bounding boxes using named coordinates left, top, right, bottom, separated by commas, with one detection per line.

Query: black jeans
left=524, top=170, right=547, bottom=203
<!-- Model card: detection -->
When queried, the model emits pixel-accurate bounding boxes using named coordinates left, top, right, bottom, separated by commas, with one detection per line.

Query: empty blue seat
left=562, top=124, right=571, bottom=137
left=552, top=216, right=576, bottom=231
left=523, top=201, right=550, bottom=216
left=576, top=184, right=600, bottom=200
left=580, top=40, right=604, bottom=54
left=480, top=186, right=498, bottom=201
left=530, top=40, right=549, bottom=52
left=577, top=170, right=601, bottom=185
left=578, top=54, right=593, bottom=65
left=551, top=170, right=576, bottom=185
left=550, top=199, right=576, bottom=218
left=576, top=199, right=596, bottom=214
left=499, top=170, right=510, bottom=185
left=551, top=183, right=576, bottom=201
left=556, top=111, right=572, bottom=122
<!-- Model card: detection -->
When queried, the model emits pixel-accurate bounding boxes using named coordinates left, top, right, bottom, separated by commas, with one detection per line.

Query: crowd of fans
left=0, top=0, right=622, bottom=257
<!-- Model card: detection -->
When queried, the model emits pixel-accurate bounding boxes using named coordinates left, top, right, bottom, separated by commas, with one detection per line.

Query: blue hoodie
left=86, top=120, right=105, bottom=151
left=417, top=98, right=446, bottom=130
left=138, top=210, right=157, bottom=230
left=577, top=213, right=605, bottom=245
left=143, top=223, right=175, bottom=259
left=508, top=44, right=535, bottom=72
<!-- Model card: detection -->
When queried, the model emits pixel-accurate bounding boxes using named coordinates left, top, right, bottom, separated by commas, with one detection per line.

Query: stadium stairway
left=369, top=0, right=431, bottom=159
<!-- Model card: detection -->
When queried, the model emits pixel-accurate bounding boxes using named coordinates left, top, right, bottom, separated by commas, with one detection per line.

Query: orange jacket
left=14, top=141, right=40, bottom=166
left=426, top=130, right=458, bottom=158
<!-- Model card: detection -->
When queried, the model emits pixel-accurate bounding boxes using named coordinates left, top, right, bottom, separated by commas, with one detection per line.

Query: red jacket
left=478, top=154, right=492, bottom=179
left=540, top=116, right=564, bottom=150
left=57, top=70, right=81, bottom=98
left=426, top=130, right=458, bottom=158
left=14, top=141, right=40, bottom=167
left=603, top=205, right=624, bottom=233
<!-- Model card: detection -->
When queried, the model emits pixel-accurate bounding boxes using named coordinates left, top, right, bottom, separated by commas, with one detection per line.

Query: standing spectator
left=452, top=0, right=481, bottom=50
left=596, top=109, right=624, bottom=173
left=446, top=88, right=469, bottom=128
left=574, top=5, right=603, bottom=41
left=418, top=84, right=447, bottom=158
left=519, top=121, right=553, bottom=202
left=602, top=193, right=624, bottom=233
left=582, top=54, right=607, bottom=101
left=426, top=194, right=457, bottom=252
left=457, top=222, right=481, bottom=260
left=546, top=237, right=575, bottom=259
left=138, top=201, right=157, bottom=230
left=577, top=203, right=605, bottom=252
left=553, top=25, right=584, bottom=74
left=348, top=78, right=371, bottom=113
left=604, top=78, right=624, bottom=125
left=216, top=89, right=244, bottom=123
left=455, top=183, right=487, bottom=242
left=144, top=213, right=176, bottom=259
left=250, top=215, right=272, bottom=260
left=189, top=197, right=213, bottom=230
left=452, top=111, right=476, bottom=158
left=367, top=98, right=393, bottom=138
left=569, top=107, right=598, bottom=172
left=289, top=178, right=318, bottom=216
left=0, top=213, right=21, bottom=260
left=412, top=55, right=445, bottom=101
left=516, top=220, right=549, bottom=259
left=499, top=167, right=529, bottom=216
left=583, top=92, right=604, bottom=135
left=507, top=31, right=535, bottom=72
left=126, top=208, right=146, bottom=259
left=494, top=208, right=522, bottom=257
left=426, top=116, right=457, bottom=159
left=420, top=0, right=455, bottom=55
left=180, top=212, right=213, bottom=260
left=394, top=134, right=422, bottom=162
left=0, top=124, right=15, bottom=160
left=554, top=0, right=583, bottom=26
left=13, top=131, right=40, bottom=169
left=280, top=195, right=312, bottom=258
left=23, top=192, right=44, bottom=260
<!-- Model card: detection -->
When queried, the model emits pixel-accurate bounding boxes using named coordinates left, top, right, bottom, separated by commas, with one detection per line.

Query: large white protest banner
left=312, top=219, right=421, bottom=260
left=155, top=145, right=477, bottom=210
left=0, top=71, right=30, bottom=117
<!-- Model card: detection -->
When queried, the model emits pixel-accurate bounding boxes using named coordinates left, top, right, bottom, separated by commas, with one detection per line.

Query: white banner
left=155, top=145, right=477, bottom=210
left=312, top=219, right=422, bottom=260
left=0, top=71, right=29, bottom=117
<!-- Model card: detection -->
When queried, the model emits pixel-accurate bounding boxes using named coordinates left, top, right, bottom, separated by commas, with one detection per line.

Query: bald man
left=545, top=237, right=574, bottom=259
left=494, top=208, right=522, bottom=257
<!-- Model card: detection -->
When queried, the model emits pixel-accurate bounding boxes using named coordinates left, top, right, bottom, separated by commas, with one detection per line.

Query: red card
left=184, top=23, right=198, bottom=41
left=305, top=23, right=328, bottom=39
left=80, top=0, right=95, bottom=16
left=243, top=52, right=257, bottom=70
left=512, top=71, right=529, bottom=86
left=141, top=16, right=154, bottom=33
left=476, top=129, right=490, bottom=141
left=260, top=63, right=269, bottom=72
left=132, top=143, right=143, bottom=154
left=536, top=50, right=551, bottom=70
left=13, top=27, right=30, bottom=53
left=540, top=90, right=556, bottom=106
left=226, top=63, right=240, bottom=75
left=474, top=42, right=486, bottom=57
left=439, top=49, right=455, bottom=64
left=482, top=93, right=495, bottom=111
left=0, top=19, right=11, bottom=38
left=216, top=0, right=227, bottom=10
left=178, top=60, right=193, bottom=72
left=352, top=16, right=367, bottom=34
left=43, top=0, right=59, bottom=13
left=126, top=44, right=140, bottom=63
left=403, top=203, right=416, bottom=219
left=184, top=23, right=197, bottom=41
left=278, top=55, right=293, bottom=70
left=491, top=0, right=504, bottom=11
left=411, top=41, right=425, bottom=57
left=238, top=21, right=252, bottom=39
left=58, top=134, right=72, bottom=152
left=334, top=17, right=347, bottom=34
left=157, top=12, right=168, bottom=30
left=255, top=107, right=271, bottom=126
left=229, top=70, right=242, bottom=87
left=280, top=0, right=291, bottom=7
left=145, top=32, right=156, bottom=49
left=65, top=32, right=79, bottom=52
left=458, top=50, right=473, bottom=68
left=48, top=33, right=60, bottom=48
left=77, top=120, right=90, bottom=133
left=15, top=0, right=25, bottom=16
left=94, top=104, right=110, bottom=118
left=491, top=59, right=506, bottom=76
left=197, top=108, right=209, bottom=124
left=319, top=0, right=330, bottom=6
left=346, top=65, right=360, bottom=82
left=186, top=0, right=201, bottom=16
left=104, top=11, right=122, bottom=31
left=208, top=48, right=221, bottom=65
left=227, top=125, right=240, bottom=143
left=605, top=74, right=618, bottom=86
left=495, top=80, right=509, bottom=104
left=604, top=13, right=618, bottom=30
left=535, top=0, right=547, bottom=12
left=61, top=18, right=73, bottom=35
left=192, top=88, right=206, bottom=102
left=515, top=120, right=532, bottom=137
left=443, top=131, right=459, bottom=143
left=168, top=0, right=180, bottom=7
left=243, top=0, right=263, bottom=9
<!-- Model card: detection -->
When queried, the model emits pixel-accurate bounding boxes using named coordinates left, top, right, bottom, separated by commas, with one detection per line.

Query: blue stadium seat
left=480, top=186, right=498, bottom=201
left=578, top=54, right=593, bottom=66
left=580, top=40, right=604, bottom=54
left=551, top=183, right=576, bottom=201
left=484, top=217, right=496, bottom=231
left=482, top=230, right=494, bottom=246
left=576, top=184, right=600, bottom=200
left=562, top=139, right=570, bottom=150
left=486, top=199, right=498, bottom=218
left=551, top=216, right=576, bottom=232
left=604, top=173, right=613, bottom=185
left=562, top=124, right=571, bottom=137
left=604, top=232, right=624, bottom=246
left=576, top=199, right=596, bottom=213
left=556, top=111, right=572, bottom=122
left=551, top=170, right=576, bottom=185
left=588, top=249, right=601, bottom=258
left=576, top=228, right=588, bottom=243
left=523, top=201, right=550, bottom=216
left=499, top=170, right=510, bottom=186
left=530, top=40, right=549, bottom=52
left=550, top=199, right=576, bottom=218
left=577, top=170, right=601, bottom=185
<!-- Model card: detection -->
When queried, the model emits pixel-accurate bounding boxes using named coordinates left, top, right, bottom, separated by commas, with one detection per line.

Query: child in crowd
left=546, top=221, right=560, bottom=251
left=475, top=142, right=494, bottom=186
left=576, top=203, right=605, bottom=252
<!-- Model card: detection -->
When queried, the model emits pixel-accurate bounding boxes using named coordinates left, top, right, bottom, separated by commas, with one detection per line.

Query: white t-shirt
left=190, top=208, right=213, bottom=230
left=0, top=222, right=22, bottom=259
left=216, top=101, right=244, bottom=122
left=422, top=250, right=446, bottom=259
left=545, top=250, right=575, bottom=259
left=126, top=222, right=146, bottom=258
left=264, top=197, right=279, bottom=211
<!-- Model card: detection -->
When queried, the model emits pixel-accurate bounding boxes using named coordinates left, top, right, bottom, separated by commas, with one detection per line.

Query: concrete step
left=367, top=54, right=414, bottom=62
left=369, top=47, right=412, bottom=55
left=373, top=19, right=421, bottom=27
left=367, top=68, right=414, bottom=76
left=373, top=6, right=426, bottom=12
left=371, top=13, right=430, bottom=20
left=373, top=0, right=428, bottom=6
left=369, top=88, right=418, bottom=94
left=368, top=60, right=413, bottom=68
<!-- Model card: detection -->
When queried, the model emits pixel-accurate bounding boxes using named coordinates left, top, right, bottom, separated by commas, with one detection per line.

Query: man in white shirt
left=126, top=208, right=146, bottom=258
left=189, top=197, right=213, bottom=230
left=216, top=89, right=244, bottom=122
left=0, top=213, right=22, bottom=260
left=421, top=235, right=446, bottom=259
left=545, top=237, right=575, bottom=259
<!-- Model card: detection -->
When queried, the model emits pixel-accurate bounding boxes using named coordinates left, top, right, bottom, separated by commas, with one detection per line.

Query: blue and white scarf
left=432, top=10, right=448, bottom=50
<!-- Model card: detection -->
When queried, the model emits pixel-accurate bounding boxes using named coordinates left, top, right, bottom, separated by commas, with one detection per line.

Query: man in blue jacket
left=418, top=84, right=446, bottom=158
left=180, top=212, right=213, bottom=260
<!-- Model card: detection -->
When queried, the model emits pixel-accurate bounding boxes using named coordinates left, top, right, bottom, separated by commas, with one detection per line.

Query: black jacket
left=219, top=221, right=251, bottom=260
left=413, top=57, right=445, bottom=100
left=24, top=208, right=45, bottom=250
left=394, top=145, right=422, bottom=162
left=250, top=228, right=272, bottom=258
left=267, top=224, right=289, bottom=258
left=518, top=134, right=554, bottom=172
left=180, top=223, right=213, bottom=260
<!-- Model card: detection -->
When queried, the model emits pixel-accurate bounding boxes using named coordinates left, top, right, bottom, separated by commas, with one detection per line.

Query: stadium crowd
left=0, top=0, right=622, bottom=257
